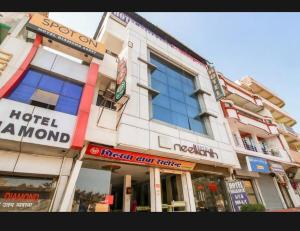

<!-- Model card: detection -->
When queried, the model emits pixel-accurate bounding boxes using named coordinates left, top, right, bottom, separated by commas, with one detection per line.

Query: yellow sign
left=26, top=14, right=105, bottom=60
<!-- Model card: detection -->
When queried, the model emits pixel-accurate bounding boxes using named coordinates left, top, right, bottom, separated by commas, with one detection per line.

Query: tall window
left=7, top=69, right=83, bottom=115
left=150, top=53, right=206, bottom=134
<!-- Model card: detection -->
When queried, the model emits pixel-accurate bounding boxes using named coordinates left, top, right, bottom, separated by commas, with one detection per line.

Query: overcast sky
left=49, top=12, right=300, bottom=132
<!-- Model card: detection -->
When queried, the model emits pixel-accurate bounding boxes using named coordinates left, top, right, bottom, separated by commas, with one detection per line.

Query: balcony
left=219, top=75, right=263, bottom=113
left=222, top=101, right=279, bottom=136
left=239, top=76, right=285, bottom=108
left=289, top=149, right=300, bottom=164
left=277, top=123, right=300, bottom=148
left=263, top=98, right=296, bottom=127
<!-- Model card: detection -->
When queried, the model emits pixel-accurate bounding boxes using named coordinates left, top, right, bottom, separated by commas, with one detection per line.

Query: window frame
left=147, top=49, right=212, bottom=138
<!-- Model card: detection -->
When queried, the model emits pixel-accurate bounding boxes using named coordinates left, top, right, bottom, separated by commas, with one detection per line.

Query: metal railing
left=242, top=139, right=258, bottom=152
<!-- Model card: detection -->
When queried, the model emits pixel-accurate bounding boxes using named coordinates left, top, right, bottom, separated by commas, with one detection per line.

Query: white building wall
left=90, top=14, right=240, bottom=169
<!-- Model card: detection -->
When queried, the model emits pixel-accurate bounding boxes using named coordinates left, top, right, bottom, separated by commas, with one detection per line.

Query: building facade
left=0, top=12, right=105, bottom=211
left=0, top=12, right=299, bottom=212
left=219, top=74, right=300, bottom=210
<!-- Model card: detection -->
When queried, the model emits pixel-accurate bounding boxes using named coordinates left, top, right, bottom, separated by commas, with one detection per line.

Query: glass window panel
left=8, top=84, right=36, bottom=104
left=152, top=105, right=172, bottom=124
left=170, top=99, right=187, bottom=115
left=183, top=83, right=194, bottom=94
left=168, top=76, right=182, bottom=90
left=150, top=55, right=167, bottom=73
left=153, top=94, right=170, bottom=109
left=182, top=74, right=195, bottom=87
left=151, top=79, right=168, bottom=96
left=38, top=74, right=64, bottom=94
left=20, top=70, right=42, bottom=87
left=168, top=87, right=185, bottom=102
left=55, top=96, right=80, bottom=115
left=186, top=105, right=199, bottom=118
left=151, top=70, right=168, bottom=84
left=189, top=118, right=207, bottom=134
left=61, top=82, right=83, bottom=100
left=172, top=112, right=189, bottom=129
left=185, top=95, right=200, bottom=108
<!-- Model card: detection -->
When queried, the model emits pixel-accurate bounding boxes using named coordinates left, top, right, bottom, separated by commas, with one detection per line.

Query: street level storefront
left=71, top=143, right=196, bottom=212
left=234, top=155, right=296, bottom=210
left=70, top=144, right=234, bottom=212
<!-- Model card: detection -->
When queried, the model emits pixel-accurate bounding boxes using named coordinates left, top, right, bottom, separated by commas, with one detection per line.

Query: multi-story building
left=0, top=11, right=299, bottom=212
left=59, top=12, right=244, bottom=212
left=219, top=73, right=300, bottom=210
left=0, top=12, right=106, bottom=211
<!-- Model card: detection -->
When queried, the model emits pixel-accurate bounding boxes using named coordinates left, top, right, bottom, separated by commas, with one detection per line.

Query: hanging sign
left=226, top=180, right=249, bottom=212
left=115, top=58, right=127, bottom=102
left=207, top=65, right=225, bottom=101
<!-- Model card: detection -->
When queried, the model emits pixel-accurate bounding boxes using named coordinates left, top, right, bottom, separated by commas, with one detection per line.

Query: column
left=181, top=172, right=196, bottom=212
left=150, top=167, right=162, bottom=212
left=59, top=160, right=83, bottom=212
left=123, top=175, right=131, bottom=212
left=251, top=134, right=263, bottom=153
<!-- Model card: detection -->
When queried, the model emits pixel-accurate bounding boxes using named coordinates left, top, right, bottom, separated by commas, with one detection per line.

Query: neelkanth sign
left=26, top=14, right=105, bottom=60
left=86, top=144, right=196, bottom=171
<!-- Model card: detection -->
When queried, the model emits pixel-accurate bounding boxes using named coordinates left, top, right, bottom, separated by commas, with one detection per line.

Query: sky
left=49, top=12, right=300, bottom=131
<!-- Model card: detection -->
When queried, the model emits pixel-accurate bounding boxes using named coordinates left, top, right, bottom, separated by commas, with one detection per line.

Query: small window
left=96, top=90, right=116, bottom=111
left=30, top=89, right=59, bottom=110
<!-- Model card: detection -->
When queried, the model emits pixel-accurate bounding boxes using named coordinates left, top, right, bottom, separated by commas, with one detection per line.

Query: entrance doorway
left=71, top=159, right=151, bottom=212
left=160, top=172, right=186, bottom=212
left=278, top=183, right=294, bottom=208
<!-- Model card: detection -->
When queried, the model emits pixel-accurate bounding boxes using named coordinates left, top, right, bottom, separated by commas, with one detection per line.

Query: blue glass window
left=7, top=69, right=83, bottom=116
left=38, top=74, right=64, bottom=94
left=150, top=53, right=206, bottom=134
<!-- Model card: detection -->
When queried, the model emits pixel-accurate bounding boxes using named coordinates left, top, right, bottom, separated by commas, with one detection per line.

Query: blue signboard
left=226, top=180, right=249, bottom=212
left=246, top=156, right=270, bottom=173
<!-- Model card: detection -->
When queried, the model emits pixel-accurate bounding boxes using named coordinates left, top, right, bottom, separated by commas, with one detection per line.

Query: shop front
left=0, top=175, right=57, bottom=212
left=234, top=155, right=297, bottom=210
left=71, top=143, right=197, bottom=212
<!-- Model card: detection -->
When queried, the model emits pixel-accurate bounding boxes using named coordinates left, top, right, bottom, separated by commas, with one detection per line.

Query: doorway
left=72, top=159, right=151, bottom=212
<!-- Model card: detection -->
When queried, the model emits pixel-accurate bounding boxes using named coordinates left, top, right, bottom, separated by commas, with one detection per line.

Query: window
left=150, top=53, right=206, bottom=134
left=96, top=89, right=116, bottom=111
left=7, top=69, right=83, bottom=115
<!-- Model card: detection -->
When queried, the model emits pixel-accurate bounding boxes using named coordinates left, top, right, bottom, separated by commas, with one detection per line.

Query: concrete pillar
left=123, top=175, right=131, bottom=212
left=181, top=172, right=196, bottom=212
left=251, top=133, right=263, bottom=152
left=150, top=167, right=162, bottom=212
left=59, top=160, right=83, bottom=212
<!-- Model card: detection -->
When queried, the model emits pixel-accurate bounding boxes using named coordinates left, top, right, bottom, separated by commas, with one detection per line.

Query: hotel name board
left=26, top=14, right=105, bottom=60
left=86, top=144, right=196, bottom=171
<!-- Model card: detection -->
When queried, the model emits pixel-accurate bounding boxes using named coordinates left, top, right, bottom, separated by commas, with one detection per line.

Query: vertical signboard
left=226, top=180, right=249, bottom=212
left=207, top=65, right=225, bottom=101
left=115, top=58, right=127, bottom=103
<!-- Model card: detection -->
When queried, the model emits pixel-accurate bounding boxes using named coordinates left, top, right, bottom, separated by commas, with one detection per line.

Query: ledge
left=138, top=57, right=157, bottom=72
left=191, top=88, right=211, bottom=96
left=137, top=83, right=160, bottom=97
left=197, top=111, right=218, bottom=119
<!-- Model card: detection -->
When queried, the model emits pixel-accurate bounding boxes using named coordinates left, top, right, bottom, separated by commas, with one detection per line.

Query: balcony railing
left=242, top=139, right=258, bottom=152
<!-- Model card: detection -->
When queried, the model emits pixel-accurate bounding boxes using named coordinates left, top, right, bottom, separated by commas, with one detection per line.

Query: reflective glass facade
left=150, top=53, right=207, bottom=134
